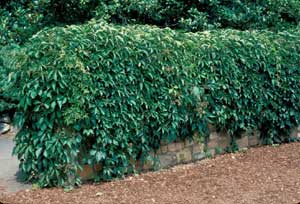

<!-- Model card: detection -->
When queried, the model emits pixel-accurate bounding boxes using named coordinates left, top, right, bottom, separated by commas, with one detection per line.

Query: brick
left=192, top=152, right=206, bottom=161
left=160, top=145, right=168, bottom=153
left=79, top=164, right=102, bottom=180
left=290, top=128, right=298, bottom=138
left=176, top=148, right=192, bottom=163
left=248, top=131, right=260, bottom=147
left=248, top=136, right=258, bottom=147
left=192, top=143, right=204, bottom=154
left=236, top=134, right=248, bottom=149
left=208, top=139, right=218, bottom=149
left=176, top=142, right=184, bottom=151
left=207, top=131, right=219, bottom=149
left=218, top=132, right=230, bottom=150
left=184, top=138, right=194, bottom=147
left=210, top=132, right=219, bottom=140
left=158, top=153, right=177, bottom=168
left=168, top=143, right=178, bottom=152
left=155, top=148, right=162, bottom=154
left=143, top=160, right=154, bottom=170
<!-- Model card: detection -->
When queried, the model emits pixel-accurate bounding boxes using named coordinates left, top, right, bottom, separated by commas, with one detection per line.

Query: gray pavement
left=0, top=134, right=31, bottom=193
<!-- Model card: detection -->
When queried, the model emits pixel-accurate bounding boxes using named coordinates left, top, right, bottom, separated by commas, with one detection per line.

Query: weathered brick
left=192, top=152, right=206, bottom=161
left=192, top=143, right=204, bottom=154
left=143, top=160, right=154, bottom=170
left=79, top=164, right=102, bottom=180
left=176, top=142, right=184, bottom=150
left=210, top=132, right=219, bottom=140
left=208, top=132, right=218, bottom=149
left=236, top=134, right=248, bottom=149
left=218, top=132, right=230, bottom=150
left=160, top=145, right=168, bottom=153
left=168, top=143, right=178, bottom=152
left=158, top=153, right=177, bottom=168
left=155, top=148, right=162, bottom=154
left=184, top=138, right=194, bottom=147
left=248, top=131, right=260, bottom=147
left=176, top=148, right=192, bottom=163
left=290, top=127, right=298, bottom=138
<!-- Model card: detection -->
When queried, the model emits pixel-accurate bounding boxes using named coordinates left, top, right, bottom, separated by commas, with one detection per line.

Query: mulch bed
left=1, top=142, right=300, bottom=204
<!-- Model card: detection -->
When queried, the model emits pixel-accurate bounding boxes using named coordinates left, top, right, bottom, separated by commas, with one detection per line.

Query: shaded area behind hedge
left=1, top=0, right=300, bottom=46
left=3, top=22, right=300, bottom=186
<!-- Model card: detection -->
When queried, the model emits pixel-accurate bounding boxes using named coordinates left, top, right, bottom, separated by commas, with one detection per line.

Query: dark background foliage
left=1, top=0, right=300, bottom=46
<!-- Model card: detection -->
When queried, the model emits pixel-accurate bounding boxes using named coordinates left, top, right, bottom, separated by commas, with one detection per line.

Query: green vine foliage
left=0, top=45, right=20, bottom=114
left=3, top=21, right=300, bottom=187
left=2, top=0, right=299, bottom=118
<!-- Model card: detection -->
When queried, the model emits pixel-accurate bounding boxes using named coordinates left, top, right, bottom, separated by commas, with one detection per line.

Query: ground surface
left=0, top=131, right=31, bottom=194
left=1, top=142, right=300, bottom=204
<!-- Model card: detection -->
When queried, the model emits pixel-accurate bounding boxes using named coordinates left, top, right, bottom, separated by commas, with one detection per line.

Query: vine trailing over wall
left=1, top=21, right=300, bottom=187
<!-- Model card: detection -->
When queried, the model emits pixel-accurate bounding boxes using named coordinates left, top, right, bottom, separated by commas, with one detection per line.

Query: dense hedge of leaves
left=3, top=21, right=300, bottom=187
left=1, top=0, right=299, bottom=116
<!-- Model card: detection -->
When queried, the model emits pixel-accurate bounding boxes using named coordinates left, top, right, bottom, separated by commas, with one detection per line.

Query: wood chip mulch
left=1, top=142, right=300, bottom=204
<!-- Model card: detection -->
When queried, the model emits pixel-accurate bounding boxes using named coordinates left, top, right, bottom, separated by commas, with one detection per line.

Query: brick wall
left=151, top=130, right=259, bottom=170
left=150, top=127, right=300, bottom=170
left=79, top=127, right=300, bottom=180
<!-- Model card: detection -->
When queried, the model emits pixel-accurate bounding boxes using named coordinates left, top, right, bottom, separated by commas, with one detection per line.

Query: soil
left=1, top=142, right=300, bottom=204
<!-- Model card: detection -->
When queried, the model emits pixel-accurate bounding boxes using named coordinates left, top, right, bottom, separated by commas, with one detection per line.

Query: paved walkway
left=0, top=132, right=31, bottom=193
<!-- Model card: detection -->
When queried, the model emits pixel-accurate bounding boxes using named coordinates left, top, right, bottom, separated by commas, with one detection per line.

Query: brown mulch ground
left=1, top=143, right=300, bottom=204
